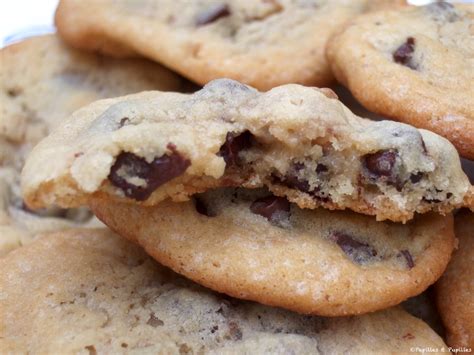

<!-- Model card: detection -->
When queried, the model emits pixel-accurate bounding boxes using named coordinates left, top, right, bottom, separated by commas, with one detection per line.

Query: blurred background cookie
left=0, top=34, right=185, bottom=255
left=327, top=3, right=474, bottom=159
left=436, top=210, right=474, bottom=351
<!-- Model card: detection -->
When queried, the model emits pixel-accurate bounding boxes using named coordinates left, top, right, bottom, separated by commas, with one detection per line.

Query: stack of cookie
left=1, top=1, right=473, bottom=353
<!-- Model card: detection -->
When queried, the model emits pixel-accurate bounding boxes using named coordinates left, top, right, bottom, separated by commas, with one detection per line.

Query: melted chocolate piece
left=274, top=163, right=331, bottom=202
left=109, top=144, right=190, bottom=201
left=330, top=231, right=377, bottom=265
left=364, top=150, right=398, bottom=178
left=196, top=3, right=231, bottom=26
left=250, top=195, right=290, bottom=222
left=119, top=117, right=130, bottom=128
left=316, top=163, right=328, bottom=174
left=218, top=131, right=253, bottom=166
left=194, top=196, right=216, bottom=217
left=399, top=250, right=415, bottom=269
left=393, top=37, right=416, bottom=69
left=277, top=163, right=311, bottom=193
left=410, top=172, right=424, bottom=184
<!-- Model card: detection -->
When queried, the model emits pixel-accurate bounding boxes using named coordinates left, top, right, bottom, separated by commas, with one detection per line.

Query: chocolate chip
left=109, top=143, right=190, bottom=201
left=393, top=37, right=417, bottom=69
left=410, top=172, right=424, bottom=184
left=363, top=150, right=398, bottom=178
left=196, top=3, right=230, bottom=26
left=250, top=195, right=290, bottom=222
left=218, top=131, right=253, bottom=166
left=329, top=231, right=377, bottom=265
left=274, top=163, right=331, bottom=202
left=316, top=164, right=328, bottom=174
left=194, top=196, right=216, bottom=217
left=6, top=87, right=22, bottom=97
left=399, top=250, right=415, bottom=269
left=277, top=163, right=311, bottom=193
left=119, top=117, right=130, bottom=128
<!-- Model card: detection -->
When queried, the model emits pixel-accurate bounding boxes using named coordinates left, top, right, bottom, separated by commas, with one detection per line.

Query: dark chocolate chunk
left=194, top=196, right=216, bottom=217
left=109, top=143, right=190, bottom=201
left=363, top=150, right=398, bottom=178
left=218, top=131, right=253, bottom=166
left=274, top=163, right=331, bottom=202
left=250, top=195, right=290, bottom=222
left=119, top=117, right=130, bottom=128
left=393, top=37, right=417, bottom=69
left=316, top=163, right=328, bottom=174
left=410, top=172, right=424, bottom=184
left=399, top=250, right=415, bottom=269
left=278, top=163, right=311, bottom=193
left=196, top=3, right=231, bottom=26
left=329, top=231, right=377, bottom=265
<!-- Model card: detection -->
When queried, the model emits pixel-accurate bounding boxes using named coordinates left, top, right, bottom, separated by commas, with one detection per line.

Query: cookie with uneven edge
left=0, top=228, right=448, bottom=353
left=327, top=3, right=474, bottom=159
left=21, top=79, right=473, bottom=222
left=90, top=187, right=455, bottom=316
left=0, top=35, right=184, bottom=255
left=55, top=0, right=405, bottom=90
left=436, top=210, right=474, bottom=351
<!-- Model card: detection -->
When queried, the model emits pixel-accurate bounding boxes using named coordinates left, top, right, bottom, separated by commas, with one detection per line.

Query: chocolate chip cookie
left=55, top=0, right=405, bottom=90
left=90, top=187, right=454, bottom=316
left=0, top=35, right=184, bottom=255
left=327, top=3, right=474, bottom=159
left=436, top=210, right=474, bottom=351
left=22, top=79, right=473, bottom=222
left=0, top=228, right=448, bottom=353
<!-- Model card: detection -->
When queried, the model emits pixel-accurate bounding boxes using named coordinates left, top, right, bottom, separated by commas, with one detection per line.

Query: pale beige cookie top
left=22, top=79, right=473, bottom=222
left=436, top=210, right=474, bottom=351
left=0, top=228, right=448, bottom=353
left=0, top=34, right=184, bottom=256
left=91, top=187, right=455, bottom=316
left=327, top=3, right=474, bottom=159
left=55, top=0, right=405, bottom=90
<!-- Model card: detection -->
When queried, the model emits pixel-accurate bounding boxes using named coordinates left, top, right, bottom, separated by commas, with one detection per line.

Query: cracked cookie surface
left=90, top=187, right=455, bottom=316
left=0, top=35, right=184, bottom=255
left=327, top=3, right=474, bottom=159
left=0, top=228, right=448, bottom=353
left=22, top=79, right=473, bottom=222
left=55, top=0, right=405, bottom=90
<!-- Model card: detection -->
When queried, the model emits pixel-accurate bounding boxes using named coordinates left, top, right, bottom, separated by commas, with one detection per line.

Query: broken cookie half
left=22, top=79, right=473, bottom=222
